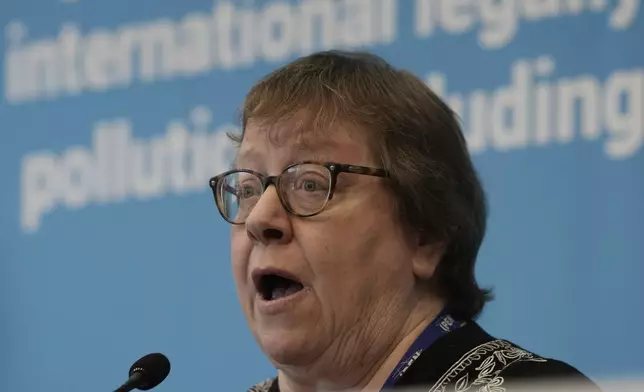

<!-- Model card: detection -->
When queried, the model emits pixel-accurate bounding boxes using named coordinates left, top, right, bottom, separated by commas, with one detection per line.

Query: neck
left=361, top=300, right=443, bottom=391
left=278, top=298, right=445, bottom=392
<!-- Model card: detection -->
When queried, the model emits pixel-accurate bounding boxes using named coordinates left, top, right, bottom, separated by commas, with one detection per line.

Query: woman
left=209, top=50, right=599, bottom=392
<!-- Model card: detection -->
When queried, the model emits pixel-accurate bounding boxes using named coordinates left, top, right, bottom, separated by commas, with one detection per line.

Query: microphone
left=112, top=353, right=171, bottom=392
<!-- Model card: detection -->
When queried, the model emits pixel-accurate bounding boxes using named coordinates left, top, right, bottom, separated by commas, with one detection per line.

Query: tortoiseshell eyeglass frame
left=208, top=161, right=390, bottom=224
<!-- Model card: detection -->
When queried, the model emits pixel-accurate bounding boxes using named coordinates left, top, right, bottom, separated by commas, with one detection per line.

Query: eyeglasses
left=209, top=161, right=389, bottom=224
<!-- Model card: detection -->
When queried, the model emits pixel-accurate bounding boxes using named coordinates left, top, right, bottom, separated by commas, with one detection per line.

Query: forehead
left=236, top=119, right=374, bottom=169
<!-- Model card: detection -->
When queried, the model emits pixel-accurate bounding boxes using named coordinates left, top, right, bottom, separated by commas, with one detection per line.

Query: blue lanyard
left=381, top=310, right=464, bottom=389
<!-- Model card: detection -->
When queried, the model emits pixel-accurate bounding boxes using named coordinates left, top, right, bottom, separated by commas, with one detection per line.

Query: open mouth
left=255, top=272, right=305, bottom=301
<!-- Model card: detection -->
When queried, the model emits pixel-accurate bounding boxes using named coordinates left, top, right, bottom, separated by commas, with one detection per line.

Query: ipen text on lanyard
left=381, top=310, right=464, bottom=389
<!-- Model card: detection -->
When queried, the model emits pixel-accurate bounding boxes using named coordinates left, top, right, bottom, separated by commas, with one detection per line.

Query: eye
left=232, top=172, right=262, bottom=199
left=294, top=174, right=329, bottom=193
left=239, top=184, right=259, bottom=199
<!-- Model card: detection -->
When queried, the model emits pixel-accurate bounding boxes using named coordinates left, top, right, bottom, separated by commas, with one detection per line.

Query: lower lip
left=256, top=288, right=309, bottom=315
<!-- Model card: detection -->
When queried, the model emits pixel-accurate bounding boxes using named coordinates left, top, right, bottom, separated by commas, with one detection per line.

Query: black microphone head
left=128, top=353, right=171, bottom=390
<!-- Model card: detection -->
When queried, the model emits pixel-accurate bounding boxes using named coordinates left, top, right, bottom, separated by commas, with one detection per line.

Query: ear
left=411, top=240, right=445, bottom=280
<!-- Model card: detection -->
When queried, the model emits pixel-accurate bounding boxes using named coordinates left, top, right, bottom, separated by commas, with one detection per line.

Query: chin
left=256, top=328, right=320, bottom=366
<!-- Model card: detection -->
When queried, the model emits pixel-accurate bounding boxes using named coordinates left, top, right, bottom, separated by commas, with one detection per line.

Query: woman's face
left=230, top=121, right=432, bottom=371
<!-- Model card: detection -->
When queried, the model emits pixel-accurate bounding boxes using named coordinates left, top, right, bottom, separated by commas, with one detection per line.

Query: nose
left=244, top=186, right=293, bottom=245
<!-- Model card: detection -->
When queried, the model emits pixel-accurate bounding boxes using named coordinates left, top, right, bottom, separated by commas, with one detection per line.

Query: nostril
left=263, top=228, right=283, bottom=240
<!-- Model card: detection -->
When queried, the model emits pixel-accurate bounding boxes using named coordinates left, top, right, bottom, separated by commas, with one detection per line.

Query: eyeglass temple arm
left=222, top=183, right=237, bottom=196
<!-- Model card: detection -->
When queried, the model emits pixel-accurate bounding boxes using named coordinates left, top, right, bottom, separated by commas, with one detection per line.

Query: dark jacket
left=248, top=321, right=600, bottom=391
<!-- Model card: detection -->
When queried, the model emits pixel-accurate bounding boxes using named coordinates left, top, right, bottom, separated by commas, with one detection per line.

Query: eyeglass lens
left=218, top=163, right=333, bottom=223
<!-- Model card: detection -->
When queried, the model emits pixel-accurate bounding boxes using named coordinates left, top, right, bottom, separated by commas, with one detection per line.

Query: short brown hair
left=230, top=50, right=493, bottom=320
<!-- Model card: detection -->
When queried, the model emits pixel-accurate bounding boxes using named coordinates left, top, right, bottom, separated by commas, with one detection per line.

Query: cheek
left=230, top=229, right=251, bottom=288
left=314, top=210, right=412, bottom=289
left=305, top=223, right=382, bottom=290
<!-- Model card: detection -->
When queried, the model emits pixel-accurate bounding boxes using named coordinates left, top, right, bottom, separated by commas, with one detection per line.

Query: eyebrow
left=234, top=139, right=341, bottom=169
left=233, top=147, right=261, bottom=169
